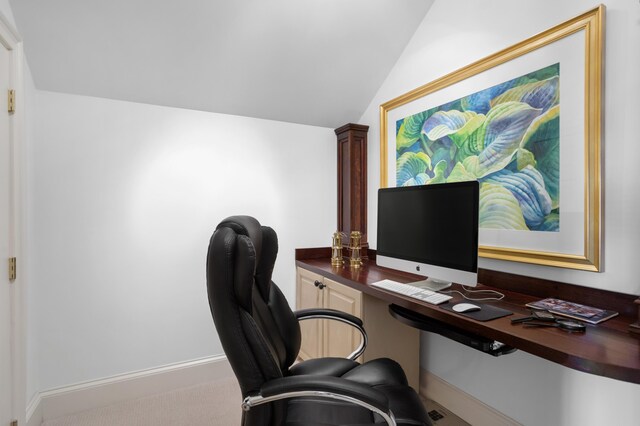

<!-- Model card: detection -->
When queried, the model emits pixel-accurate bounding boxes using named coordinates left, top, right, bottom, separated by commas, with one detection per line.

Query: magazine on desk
left=526, top=298, right=618, bottom=324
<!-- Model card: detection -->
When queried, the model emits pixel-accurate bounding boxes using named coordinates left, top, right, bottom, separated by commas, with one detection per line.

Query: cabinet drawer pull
left=314, top=280, right=326, bottom=289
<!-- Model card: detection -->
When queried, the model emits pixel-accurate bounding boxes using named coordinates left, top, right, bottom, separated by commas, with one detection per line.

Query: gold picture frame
left=380, top=6, right=604, bottom=271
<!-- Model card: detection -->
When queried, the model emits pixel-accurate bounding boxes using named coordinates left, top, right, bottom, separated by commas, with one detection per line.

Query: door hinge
left=8, top=257, right=16, bottom=282
left=8, top=89, right=15, bottom=114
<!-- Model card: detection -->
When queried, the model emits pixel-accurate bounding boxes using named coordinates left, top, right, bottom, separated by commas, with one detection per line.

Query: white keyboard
left=370, top=279, right=452, bottom=305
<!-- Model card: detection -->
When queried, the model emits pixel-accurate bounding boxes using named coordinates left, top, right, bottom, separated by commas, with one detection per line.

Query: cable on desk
left=441, top=286, right=505, bottom=301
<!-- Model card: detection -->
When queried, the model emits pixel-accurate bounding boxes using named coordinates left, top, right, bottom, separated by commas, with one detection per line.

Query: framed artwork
left=379, top=6, right=603, bottom=271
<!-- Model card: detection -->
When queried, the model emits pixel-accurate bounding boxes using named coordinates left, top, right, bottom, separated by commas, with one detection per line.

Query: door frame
left=0, top=11, right=26, bottom=426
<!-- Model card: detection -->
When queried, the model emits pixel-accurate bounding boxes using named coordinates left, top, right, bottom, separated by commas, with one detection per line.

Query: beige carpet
left=42, top=377, right=242, bottom=426
left=41, top=377, right=468, bottom=426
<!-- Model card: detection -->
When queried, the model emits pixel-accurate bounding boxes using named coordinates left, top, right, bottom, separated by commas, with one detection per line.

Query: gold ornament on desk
left=349, top=231, right=363, bottom=268
left=331, top=231, right=346, bottom=267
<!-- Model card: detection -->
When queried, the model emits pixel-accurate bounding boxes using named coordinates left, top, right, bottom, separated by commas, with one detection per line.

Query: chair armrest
left=294, top=309, right=367, bottom=360
left=295, top=308, right=363, bottom=327
left=243, top=375, right=397, bottom=426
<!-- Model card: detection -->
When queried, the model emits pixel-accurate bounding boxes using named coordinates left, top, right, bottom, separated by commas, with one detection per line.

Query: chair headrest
left=216, top=215, right=263, bottom=261
left=215, top=215, right=277, bottom=302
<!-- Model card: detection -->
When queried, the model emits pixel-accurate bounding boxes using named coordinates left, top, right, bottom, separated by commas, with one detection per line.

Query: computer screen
left=376, top=181, right=479, bottom=290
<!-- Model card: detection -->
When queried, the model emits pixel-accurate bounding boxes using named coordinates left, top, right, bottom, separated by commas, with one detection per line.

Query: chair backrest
left=206, top=216, right=301, bottom=425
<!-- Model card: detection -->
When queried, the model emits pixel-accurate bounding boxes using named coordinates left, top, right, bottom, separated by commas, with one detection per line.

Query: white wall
left=359, top=0, right=640, bottom=424
left=31, top=92, right=336, bottom=390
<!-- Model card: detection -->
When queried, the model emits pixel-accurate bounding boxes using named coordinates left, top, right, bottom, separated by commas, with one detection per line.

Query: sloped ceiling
left=10, top=0, right=433, bottom=128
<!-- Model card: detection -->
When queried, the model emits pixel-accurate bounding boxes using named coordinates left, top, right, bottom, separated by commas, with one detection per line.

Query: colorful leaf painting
left=396, top=63, right=560, bottom=232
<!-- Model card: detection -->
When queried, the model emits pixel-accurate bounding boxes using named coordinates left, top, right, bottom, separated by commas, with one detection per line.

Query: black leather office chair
left=206, top=216, right=430, bottom=426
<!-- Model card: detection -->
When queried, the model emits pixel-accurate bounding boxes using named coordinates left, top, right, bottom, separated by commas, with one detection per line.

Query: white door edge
left=0, top=10, right=25, bottom=426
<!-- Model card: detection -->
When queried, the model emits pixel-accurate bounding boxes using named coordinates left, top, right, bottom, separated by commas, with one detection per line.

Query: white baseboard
left=26, top=393, right=43, bottom=426
left=26, top=355, right=233, bottom=425
left=420, top=369, right=521, bottom=426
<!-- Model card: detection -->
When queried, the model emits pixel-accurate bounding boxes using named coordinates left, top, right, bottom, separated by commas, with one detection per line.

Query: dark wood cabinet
left=335, top=123, right=368, bottom=245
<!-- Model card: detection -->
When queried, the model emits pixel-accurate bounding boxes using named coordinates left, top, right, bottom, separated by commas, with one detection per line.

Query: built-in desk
left=296, top=248, right=640, bottom=384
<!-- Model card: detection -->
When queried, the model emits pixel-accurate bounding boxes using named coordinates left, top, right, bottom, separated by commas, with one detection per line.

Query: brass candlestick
left=349, top=231, right=363, bottom=269
left=331, top=231, right=345, bottom=267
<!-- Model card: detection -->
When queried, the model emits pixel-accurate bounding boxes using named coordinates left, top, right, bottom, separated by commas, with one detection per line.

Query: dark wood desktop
left=296, top=248, right=640, bottom=385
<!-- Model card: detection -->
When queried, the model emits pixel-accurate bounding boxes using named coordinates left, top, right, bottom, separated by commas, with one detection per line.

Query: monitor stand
left=410, top=277, right=452, bottom=292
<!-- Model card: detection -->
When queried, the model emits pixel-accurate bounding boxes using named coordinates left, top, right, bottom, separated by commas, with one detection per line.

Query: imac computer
left=376, top=181, right=479, bottom=291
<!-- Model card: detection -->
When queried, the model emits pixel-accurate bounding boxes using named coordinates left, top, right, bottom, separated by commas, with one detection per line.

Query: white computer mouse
left=452, top=303, right=481, bottom=313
